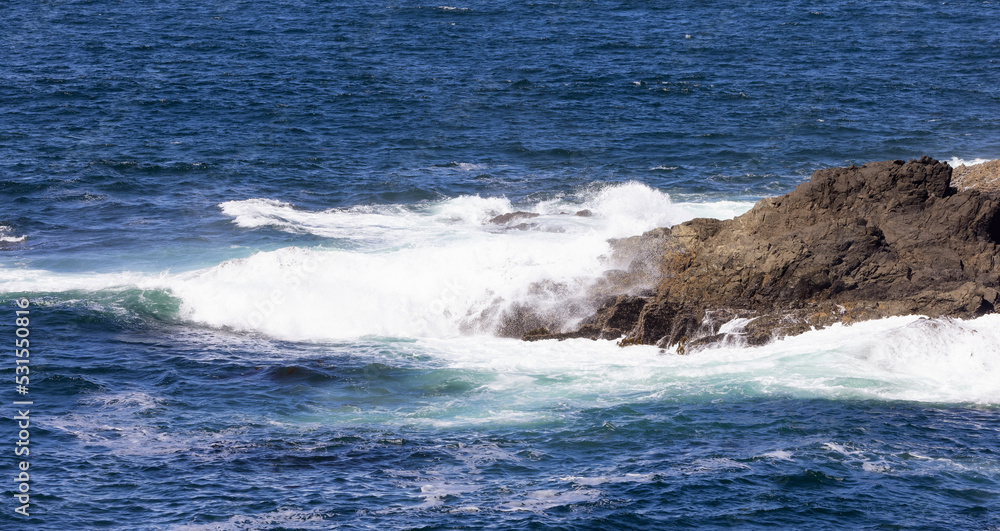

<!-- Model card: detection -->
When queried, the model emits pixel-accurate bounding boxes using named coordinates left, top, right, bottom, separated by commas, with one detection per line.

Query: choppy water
left=2, top=1, right=1000, bottom=529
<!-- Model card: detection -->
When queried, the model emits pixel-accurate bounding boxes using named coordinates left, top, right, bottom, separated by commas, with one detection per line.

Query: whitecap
left=761, top=450, right=794, bottom=460
left=947, top=157, right=992, bottom=168
left=498, top=488, right=599, bottom=512
left=560, top=473, right=657, bottom=485
left=0, top=225, right=26, bottom=243
left=165, top=510, right=326, bottom=530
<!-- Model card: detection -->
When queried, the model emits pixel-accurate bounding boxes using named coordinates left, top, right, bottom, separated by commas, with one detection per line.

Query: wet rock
left=489, top=211, right=540, bottom=224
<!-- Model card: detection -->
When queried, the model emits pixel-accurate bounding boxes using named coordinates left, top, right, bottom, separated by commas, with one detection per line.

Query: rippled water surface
left=2, top=0, right=1000, bottom=529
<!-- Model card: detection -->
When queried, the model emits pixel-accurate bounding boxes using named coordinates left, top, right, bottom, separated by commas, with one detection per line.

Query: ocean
left=2, top=1, right=1000, bottom=529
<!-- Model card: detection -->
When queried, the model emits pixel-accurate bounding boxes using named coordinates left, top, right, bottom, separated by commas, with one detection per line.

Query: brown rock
left=489, top=211, right=540, bottom=224
left=526, top=157, right=1000, bottom=349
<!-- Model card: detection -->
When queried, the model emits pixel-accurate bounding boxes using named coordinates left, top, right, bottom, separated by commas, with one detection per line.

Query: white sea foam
left=218, top=183, right=748, bottom=247
left=561, top=473, right=657, bottom=485
left=6, top=183, right=753, bottom=341
left=761, top=450, right=794, bottom=461
left=409, top=314, right=1000, bottom=408
left=47, top=402, right=258, bottom=460
left=418, top=482, right=476, bottom=507
left=166, top=510, right=327, bottom=531
left=947, top=157, right=992, bottom=168
left=498, top=488, right=599, bottom=512
left=83, top=390, right=165, bottom=412
left=451, top=162, right=486, bottom=171
left=862, top=461, right=891, bottom=473
left=218, top=198, right=423, bottom=242
left=0, top=225, right=26, bottom=243
left=822, top=442, right=860, bottom=456
left=0, top=267, right=164, bottom=292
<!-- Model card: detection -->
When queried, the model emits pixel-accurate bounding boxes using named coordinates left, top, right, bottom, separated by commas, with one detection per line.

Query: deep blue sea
left=3, top=1, right=1000, bottom=529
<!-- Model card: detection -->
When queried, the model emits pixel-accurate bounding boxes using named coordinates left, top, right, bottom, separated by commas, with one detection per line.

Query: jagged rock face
left=524, top=157, right=1000, bottom=350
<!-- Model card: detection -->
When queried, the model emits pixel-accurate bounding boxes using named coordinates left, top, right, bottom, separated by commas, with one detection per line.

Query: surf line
left=12, top=297, right=32, bottom=517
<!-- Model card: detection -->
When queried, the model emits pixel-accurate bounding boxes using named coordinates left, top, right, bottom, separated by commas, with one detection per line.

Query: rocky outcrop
left=525, top=157, right=1000, bottom=351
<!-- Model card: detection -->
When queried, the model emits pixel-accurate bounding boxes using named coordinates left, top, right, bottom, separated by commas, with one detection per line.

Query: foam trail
left=0, top=268, right=165, bottom=293
left=410, top=314, right=1000, bottom=409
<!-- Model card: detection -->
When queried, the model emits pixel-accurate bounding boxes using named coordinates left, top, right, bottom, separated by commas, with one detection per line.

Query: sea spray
left=3, top=184, right=753, bottom=341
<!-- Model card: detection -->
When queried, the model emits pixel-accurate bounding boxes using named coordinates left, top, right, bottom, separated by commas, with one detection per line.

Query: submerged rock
left=489, top=211, right=540, bottom=224
left=527, top=157, right=1000, bottom=350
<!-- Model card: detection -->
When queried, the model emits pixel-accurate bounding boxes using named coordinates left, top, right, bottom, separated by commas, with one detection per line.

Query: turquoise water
left=2, top=1, right=1000, bottom=529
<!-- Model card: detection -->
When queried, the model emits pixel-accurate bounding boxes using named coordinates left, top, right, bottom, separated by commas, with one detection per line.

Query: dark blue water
left=3, top=1, right=1000, bottom=529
